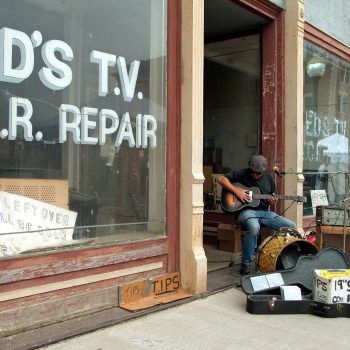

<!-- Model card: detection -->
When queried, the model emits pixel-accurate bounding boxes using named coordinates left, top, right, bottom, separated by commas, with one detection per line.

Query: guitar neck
left=253, top=194, right=297, bottom=201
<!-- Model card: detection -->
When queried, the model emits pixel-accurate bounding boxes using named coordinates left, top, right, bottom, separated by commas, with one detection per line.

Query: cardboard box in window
left=203, top=166, right=213, bottom=193
left=313, top=269, right=350, bottom=304
left=217, top=223, right=242, bottom=253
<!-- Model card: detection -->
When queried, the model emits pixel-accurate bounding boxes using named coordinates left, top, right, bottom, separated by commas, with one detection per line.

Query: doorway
left=203, top=0, right=271, bottom=274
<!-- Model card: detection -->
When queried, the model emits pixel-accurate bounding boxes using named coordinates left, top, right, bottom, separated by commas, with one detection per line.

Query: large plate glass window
left=0, top=0, right=167, bottom=256
left=303, top=41, right=350, bottom=216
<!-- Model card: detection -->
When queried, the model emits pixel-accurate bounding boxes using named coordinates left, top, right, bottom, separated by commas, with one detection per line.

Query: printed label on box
left=313, top=269, right=350, bottom=304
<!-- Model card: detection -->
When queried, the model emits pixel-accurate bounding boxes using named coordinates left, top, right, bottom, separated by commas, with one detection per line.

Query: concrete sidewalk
left=39, top=287, right=349, bottom=350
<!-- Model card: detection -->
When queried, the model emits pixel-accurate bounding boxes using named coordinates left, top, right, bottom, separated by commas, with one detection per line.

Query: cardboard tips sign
left=119, top=272, right=192, bottom=311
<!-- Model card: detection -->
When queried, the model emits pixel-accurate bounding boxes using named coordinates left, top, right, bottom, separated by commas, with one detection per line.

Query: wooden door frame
left=232, top=0, right=285, bottom=210
left=166, top=0, right=181, bottom=272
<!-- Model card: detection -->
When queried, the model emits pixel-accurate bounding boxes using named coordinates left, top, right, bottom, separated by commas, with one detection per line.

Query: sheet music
left=250, top=273, right=284, bottom=292
left=266, top=273, right=284, bottom=288
left=250, top=275, right=269, bottom=291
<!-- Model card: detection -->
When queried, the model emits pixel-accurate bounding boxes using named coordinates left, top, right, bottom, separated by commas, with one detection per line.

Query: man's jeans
left=237, top=209, right=296, bottom=265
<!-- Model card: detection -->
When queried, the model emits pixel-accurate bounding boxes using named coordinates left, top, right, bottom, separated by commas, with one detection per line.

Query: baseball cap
left=249, top=155, right=267, bottom=173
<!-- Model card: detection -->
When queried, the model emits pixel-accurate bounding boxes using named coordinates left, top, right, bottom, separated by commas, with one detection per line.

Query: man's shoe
left=240, top=263, right=250, bottom=275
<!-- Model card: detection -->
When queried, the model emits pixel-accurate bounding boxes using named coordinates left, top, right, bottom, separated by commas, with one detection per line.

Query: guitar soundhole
left=227, top=193, right=238, bottom=205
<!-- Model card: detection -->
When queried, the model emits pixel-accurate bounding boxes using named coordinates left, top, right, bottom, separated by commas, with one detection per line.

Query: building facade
left=0, top=0, right=350, bottom=339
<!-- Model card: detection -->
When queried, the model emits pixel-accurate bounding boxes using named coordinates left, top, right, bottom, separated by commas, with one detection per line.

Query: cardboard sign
left=119, top=272, right=192, bottom=311
left=0, top=191, right=77, bottom=256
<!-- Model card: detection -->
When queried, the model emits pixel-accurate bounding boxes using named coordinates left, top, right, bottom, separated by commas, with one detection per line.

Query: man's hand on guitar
left=234, top=187, right=251, bottom=203
left=268, top=193, right=278, bottom=206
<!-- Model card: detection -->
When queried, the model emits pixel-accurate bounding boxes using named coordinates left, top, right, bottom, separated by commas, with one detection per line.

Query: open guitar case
left=241, top=247, right=350, bottom=318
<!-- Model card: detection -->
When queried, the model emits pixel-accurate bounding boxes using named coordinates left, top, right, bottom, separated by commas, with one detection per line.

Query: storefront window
left=303, top=41, right=350, bottom=216
left=0, top=0, right=167, bottom=256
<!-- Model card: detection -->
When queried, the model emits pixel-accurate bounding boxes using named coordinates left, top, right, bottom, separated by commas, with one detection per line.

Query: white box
left=280, top=286, right=302, bottom=300
left=313, top=269, right=350, bottom=304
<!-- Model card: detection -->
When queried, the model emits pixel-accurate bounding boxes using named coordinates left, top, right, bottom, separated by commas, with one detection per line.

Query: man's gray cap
left=249, top=155, right=267, bottom=172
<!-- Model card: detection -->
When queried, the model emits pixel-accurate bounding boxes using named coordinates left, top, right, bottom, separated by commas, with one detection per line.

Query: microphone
left=273, top=166, right=282, bottom=178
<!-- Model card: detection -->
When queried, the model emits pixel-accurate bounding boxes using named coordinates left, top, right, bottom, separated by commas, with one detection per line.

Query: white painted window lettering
left=38, top=40, right=73, bottom=90
left=136, top=114, right=142, bottom=148
left=8, top=97, right=33, bottom=141
left=0, top=27, right=73, bottom=90
left=99, top=109, right=119, bottom=145
left=0, top=26, right=159, bottom=149
left=59, top=104, right=157, bottom=148
left=117, top=56, right=140, bottom=102
left=142, top=114, right=157, bottom=148
left=59, top=104, right=81, bottom=143
left=0, top=27, right=34, bottom=83
left=115, top=112, right=135, bottom=148
left=90, top=50, right=116, bottom=97
left=81, top=107, right=98, bottom=145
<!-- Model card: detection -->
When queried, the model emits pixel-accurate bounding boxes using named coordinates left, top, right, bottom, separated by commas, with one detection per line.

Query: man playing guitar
left=217, top=155, right=296, bottom=275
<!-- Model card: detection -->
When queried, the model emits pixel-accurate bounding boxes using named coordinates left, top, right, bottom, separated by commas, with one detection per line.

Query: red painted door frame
left=166, top=0, right=181, bottom=272
left=261, top=12, right=285, bottom=212
left=232, top=0, right=285, bottom=210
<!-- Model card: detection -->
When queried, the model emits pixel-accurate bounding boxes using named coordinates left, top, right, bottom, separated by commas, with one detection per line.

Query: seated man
left=217, top=155, right=296, bottom=275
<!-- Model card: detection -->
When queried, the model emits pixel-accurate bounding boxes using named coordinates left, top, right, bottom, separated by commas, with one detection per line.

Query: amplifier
left=316, top=205, right=350, bottom=226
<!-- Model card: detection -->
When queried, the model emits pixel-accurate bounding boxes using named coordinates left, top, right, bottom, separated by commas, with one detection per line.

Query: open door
left=203, top=0, right=284, bottom=276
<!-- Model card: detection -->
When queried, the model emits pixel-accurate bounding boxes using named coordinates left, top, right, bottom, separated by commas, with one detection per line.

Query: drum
left=256, top=227, right=319, bottom=272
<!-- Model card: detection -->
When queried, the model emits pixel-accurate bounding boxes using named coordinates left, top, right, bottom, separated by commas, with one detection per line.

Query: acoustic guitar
left=220, top=182, right=306, bottom=213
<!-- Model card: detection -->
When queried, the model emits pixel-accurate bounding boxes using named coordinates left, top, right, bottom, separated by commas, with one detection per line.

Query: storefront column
left=179, top=0, right=207, bottom=294
left=284, top=0, right=305, bottom=230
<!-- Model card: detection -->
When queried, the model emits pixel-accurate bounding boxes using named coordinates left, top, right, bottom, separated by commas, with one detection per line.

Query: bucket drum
left=256, top=227, right=319, bottom=272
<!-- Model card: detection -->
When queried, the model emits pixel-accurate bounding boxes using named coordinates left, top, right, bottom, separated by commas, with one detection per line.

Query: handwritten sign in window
left=310, top=190, right=328, bottom=215
left=0, top=191, right=77, bottom=257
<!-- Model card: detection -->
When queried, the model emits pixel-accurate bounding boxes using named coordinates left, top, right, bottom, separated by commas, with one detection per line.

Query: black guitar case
left=241, top=247, right=350, bottom=317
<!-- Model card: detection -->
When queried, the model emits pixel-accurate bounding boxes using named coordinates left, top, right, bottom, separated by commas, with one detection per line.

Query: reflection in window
left=303, top=41, right=350, bottom=215
left=0, top=0, right=167, bottom=255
